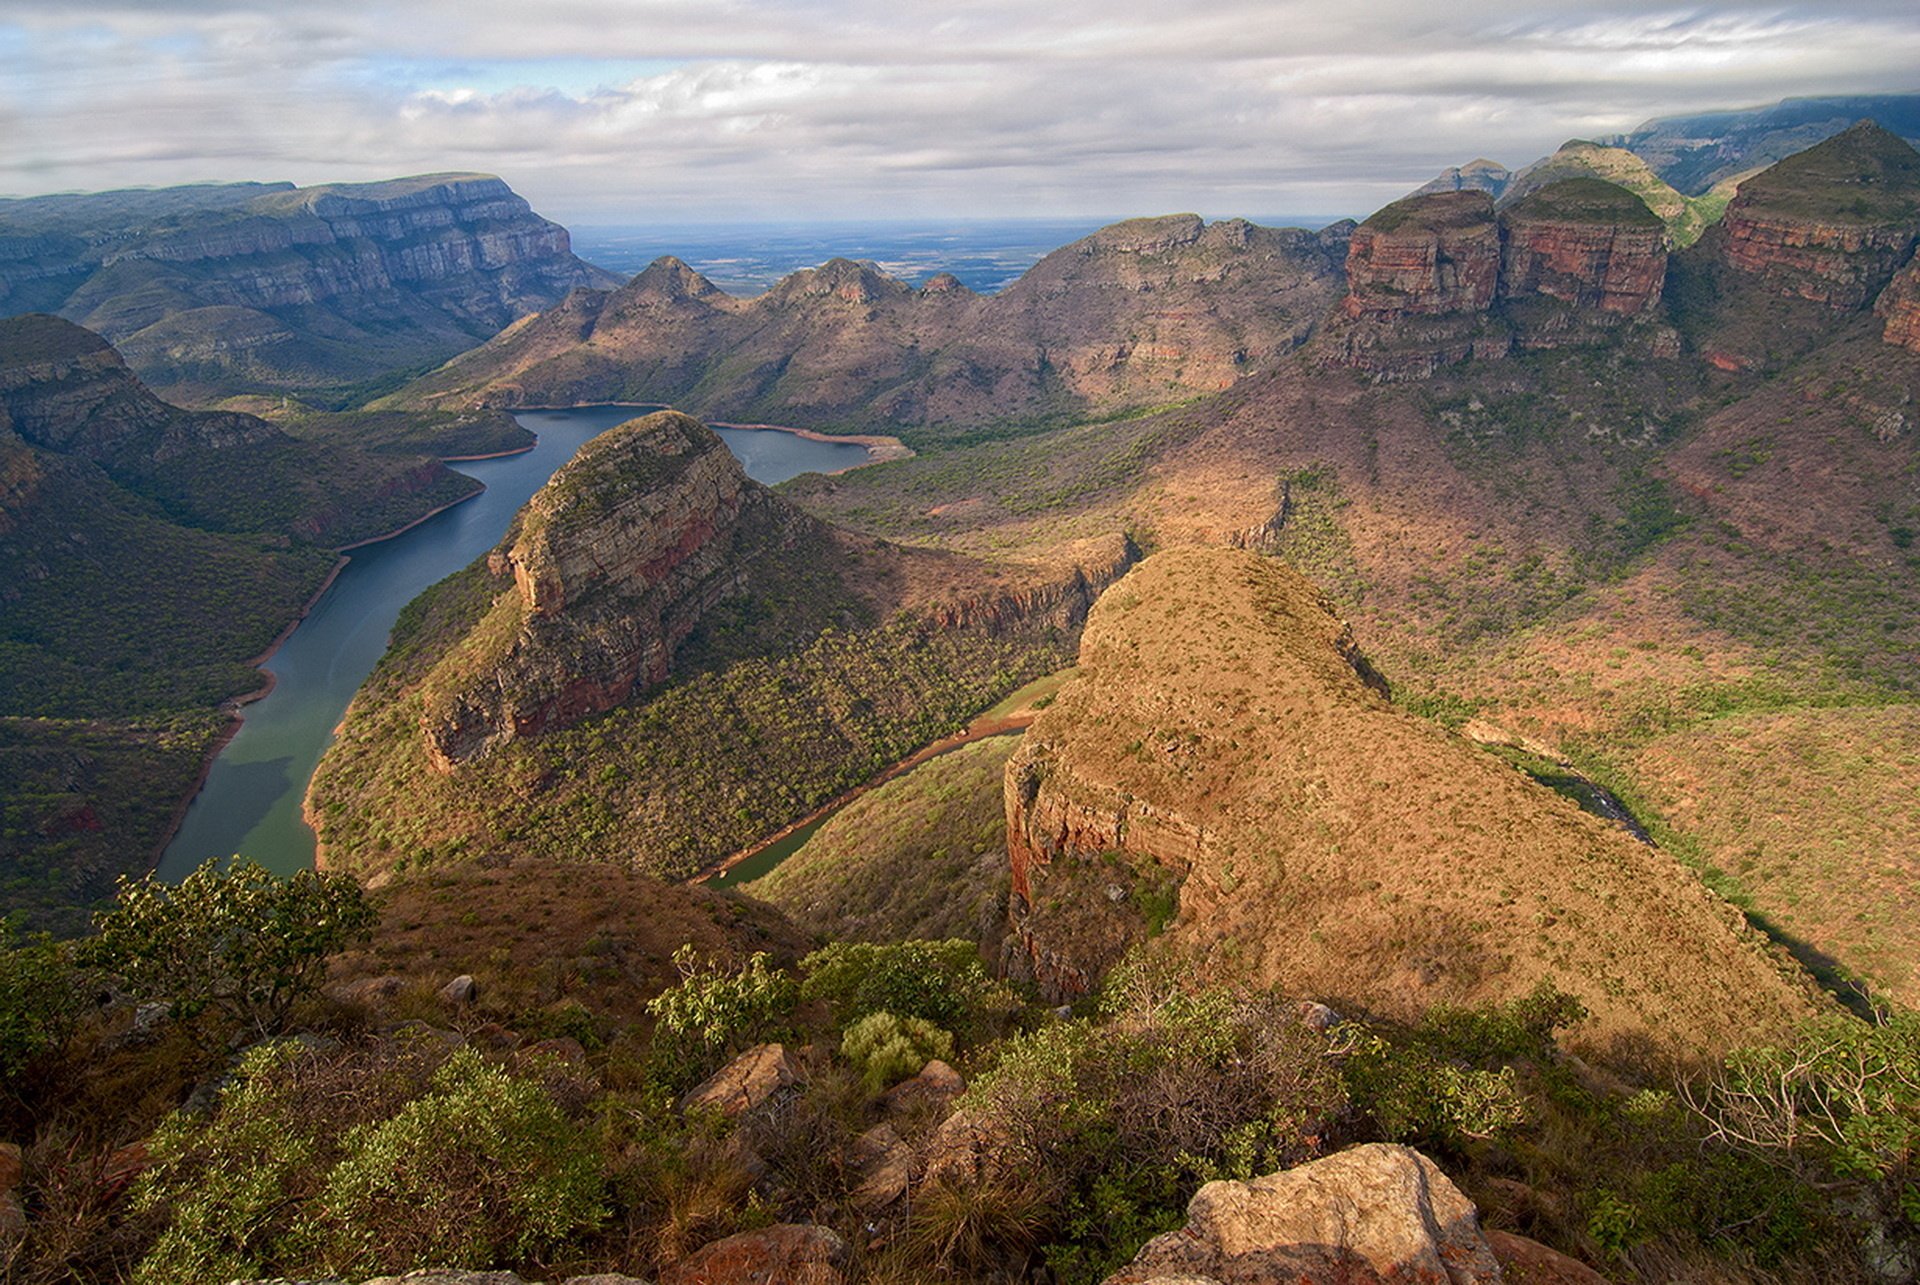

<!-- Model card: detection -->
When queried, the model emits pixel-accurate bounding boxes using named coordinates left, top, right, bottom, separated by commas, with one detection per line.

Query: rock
left=100, top=1141, right=151, bottom=1198
left=880, top=1057, right=964, bottom=1119
left=920, top=1105, right=1012, bottom=1188
left=1497, top=179, right=1668, bottom=338
left=1341, top=192, right=1503, bottom=319
left=1101, top=1144, right=1502, bottom=1285
left=850, top=1123, right=912, bottom=1211
left=1876, top=254, right=1920, bottom=353
left=467, top=1022, right=519, bottom=1051
left=331, top=974, right=404, bottom=1006
left=526, top=1036, right=587, bottom=1062
left=1299, top=1001, right=1340, bottom=1032
left=232, top=1271, right=653, bottom=1284
left=660, top=1223, right=849, bottom=1285
left=1485, top=1229, right=1612, bottom=1283
left=438, top=974, right=477, bottom=1005
left=680, top=1043, right=798, bottom=1118
left=0, top=1141, right=23, bottom=1240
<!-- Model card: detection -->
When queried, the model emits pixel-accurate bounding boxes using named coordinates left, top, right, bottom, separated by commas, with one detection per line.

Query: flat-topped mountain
left=387, top=214, right=1353, bottom=437
left=0, top=174, right=617, bottom=400
left=1418, top=141, right=1729, bottom=248
left=1002, top=547, right=1824, bottom=1059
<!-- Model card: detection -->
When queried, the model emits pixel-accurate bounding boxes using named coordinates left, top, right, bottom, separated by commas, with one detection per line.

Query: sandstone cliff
left=1711, top=121, right=1920, bottom=310
left=419, top=411, right=795, bottom=769
left=1498, top=179, right=1671, bottom=350
left=1001, top=547, right=1823, bottom=1060
left=386, top=214, right=1352, bottom=435
left=0, top=174, right=617, bottom=396
left=1878, top=254, right=1920, bottom=353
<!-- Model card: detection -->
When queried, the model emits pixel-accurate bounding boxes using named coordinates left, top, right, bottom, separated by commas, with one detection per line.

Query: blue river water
left=158, top=407, right=869, bottom=879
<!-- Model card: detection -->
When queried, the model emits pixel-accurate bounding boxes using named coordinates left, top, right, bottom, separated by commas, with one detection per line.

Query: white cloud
left=1, top=4, right=1917, bottom=221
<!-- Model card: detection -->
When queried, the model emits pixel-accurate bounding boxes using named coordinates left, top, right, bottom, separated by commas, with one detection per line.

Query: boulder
left=920, top=1105, right=1013, bottom=1188
left=680, top=1043, right=798, bottom=1118
left=1485, top=1229, right=1612, bottom=1283
left=438, top=974, right=477, bottom=1005
left=880, top=1056, right=964, bottom=1119
left=1101, top=1144, right=1502, bottom=1285
left=660, top=1223, right=849, bottom=1285
left=331, top=974, right=405, bottom=1006
left=850, top=1122, right=912, bottom=1211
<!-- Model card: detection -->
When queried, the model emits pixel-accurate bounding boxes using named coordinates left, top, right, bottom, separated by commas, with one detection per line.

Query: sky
left=4, top=2, right=1919, bottom=225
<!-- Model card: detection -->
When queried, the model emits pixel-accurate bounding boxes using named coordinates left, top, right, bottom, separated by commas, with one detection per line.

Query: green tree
left=0, top=923, right=89, bottom=1083
left=87, top=859, right=375, bottom=1037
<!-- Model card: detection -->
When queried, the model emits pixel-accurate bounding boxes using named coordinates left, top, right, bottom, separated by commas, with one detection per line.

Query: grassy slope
left=742, top=735, right=1017, bottom=948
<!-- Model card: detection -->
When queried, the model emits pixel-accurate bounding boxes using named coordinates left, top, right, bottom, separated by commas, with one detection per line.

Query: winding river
left=158, top=407, right=871, bottom=880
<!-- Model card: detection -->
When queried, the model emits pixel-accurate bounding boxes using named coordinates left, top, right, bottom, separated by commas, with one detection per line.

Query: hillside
left=308, top=410, right=1135, bottom=885
left=1496, top=141, right=1736, bottom=247
left=1618, top=93, right=1920, bottom=194
left=0, top=316, right=497, bottom=934
left=1001, top=548, right=1823, bottom=1059
left=0, top=174, right=618, bottom=402
left=384, top=215, right=1353, bottom=441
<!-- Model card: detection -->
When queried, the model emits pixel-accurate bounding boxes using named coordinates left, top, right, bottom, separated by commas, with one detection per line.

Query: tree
left=87, top=859, right=375, bottom=1037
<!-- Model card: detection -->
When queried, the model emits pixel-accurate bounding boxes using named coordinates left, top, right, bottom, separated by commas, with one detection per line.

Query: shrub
left=840, top=1011, right=953, bottom=1091
left=799, top=938, right=1006, bottom=1031
left=87, top=859, right=374, bottom=1037
left=0, top=926, right=87, bottom=1084
left=645, top=946, right=797, bottom=1082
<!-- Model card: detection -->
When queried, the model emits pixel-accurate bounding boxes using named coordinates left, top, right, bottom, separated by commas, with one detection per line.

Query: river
left=158, top=407, right=871, bottom=879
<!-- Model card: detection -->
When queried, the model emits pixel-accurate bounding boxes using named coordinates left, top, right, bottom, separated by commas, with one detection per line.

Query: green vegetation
left=841, top=1011, right=954, bottom=1091
left=1731, top=121, right=1920, bottom=224
left=86, top=859, right=375, bottom=1037
left=1505, top=177, right=1666, bottom=230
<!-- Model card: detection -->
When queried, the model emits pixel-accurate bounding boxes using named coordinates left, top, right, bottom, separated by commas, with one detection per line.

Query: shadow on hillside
left=1740, top=908, right=1881, bottom=1019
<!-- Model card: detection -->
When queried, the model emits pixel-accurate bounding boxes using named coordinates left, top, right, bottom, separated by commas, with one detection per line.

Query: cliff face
left=1712, top=122, right=1920, bottom=310
left=1001, top=548, right=1823, bottom=1060
left=1877, top=255, right=1920, bottom=353
left=1340, top=192, right=1503, bottom=318
left=387, top=214, right=1352, bottom=434
left=0, top=314, right=275, bottom=463
left=420, top=411, right=792, bottom=769
left=0, top=174, right=617, bottom=396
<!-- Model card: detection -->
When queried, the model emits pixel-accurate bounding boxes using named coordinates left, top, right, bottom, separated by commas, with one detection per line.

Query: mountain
left=1412, top=158, right=1513, bottom=198
left=1496, top=140, right=1736, bottom=247
left=0, top=174, right=618, bottom=402
left=1618, top=93, right=1920, bottom=195
left=386, top=215, right=1354, bottom=440
left=0, top=315, right=487, bottom=933
left=308, top=409, right=1136, bottom=883
left=1002, top=547, right=1820, bottom=1058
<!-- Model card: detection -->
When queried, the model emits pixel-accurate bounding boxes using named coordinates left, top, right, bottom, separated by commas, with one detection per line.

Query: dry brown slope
left=1004, top=547, right=1824, bottom=1061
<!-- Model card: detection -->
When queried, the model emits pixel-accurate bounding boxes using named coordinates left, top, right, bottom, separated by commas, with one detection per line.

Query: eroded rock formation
left=1877, top=254, right=1920, bottom=353
left=420, top=411, right=799, bottom=770
left=1002, top=547, right=1823, bottom=1059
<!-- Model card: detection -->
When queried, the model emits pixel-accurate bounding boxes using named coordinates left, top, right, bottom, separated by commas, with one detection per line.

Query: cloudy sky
left=4, top=2, right=1918, bottom=224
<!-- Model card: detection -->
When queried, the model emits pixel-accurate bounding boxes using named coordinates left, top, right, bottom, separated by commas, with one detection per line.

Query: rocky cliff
left=1498, top=179, right=1672, bottom=350
left=1001, top=547, right=1823, bottom=1060
left=387, top=214, right=1352, bottom=436
left=419, top=411, right=794, bottom=769
left=0, top=174, right=617, bottom=397
left=1877, top=254, right=1920, bottom=353
left=1711, top=122, right=1920, bottom=310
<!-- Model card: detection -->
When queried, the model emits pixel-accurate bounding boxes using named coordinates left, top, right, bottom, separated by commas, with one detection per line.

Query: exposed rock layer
left=420, top=411, right=793, bottom=769
left=1002, top=548, right=1823, bottom=1058
left=1879, top=256, right=1920, bottom=353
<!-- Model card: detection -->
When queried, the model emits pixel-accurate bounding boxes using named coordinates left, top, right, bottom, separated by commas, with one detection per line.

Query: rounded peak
left=1360, top=189, right=1496, bottom=234
left=1081, top=213, right=1206, bottom=254
left=626, top=255, right=724, bottom=301
left=1733, top=119, right=1920, bottom=224
left=919, top=271, right=972, bottom=295
left=771, top=257, right=909, bottom=304
left=0, top=313, right=117, bottom=369
left=1502, top=177, right=1664, bottom=228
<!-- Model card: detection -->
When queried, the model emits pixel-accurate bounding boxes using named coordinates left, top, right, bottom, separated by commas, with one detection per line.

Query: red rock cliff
left=1875, top=254, right=1920, bottom=353
left=1340, top=191, right=1502, bottom=319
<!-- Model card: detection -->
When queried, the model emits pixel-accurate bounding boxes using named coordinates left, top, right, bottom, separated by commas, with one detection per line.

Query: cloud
left=3, top=3, right=1918, bottom=221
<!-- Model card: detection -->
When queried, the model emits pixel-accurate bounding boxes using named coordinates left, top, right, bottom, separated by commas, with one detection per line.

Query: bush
left=841, top=1011, right=953, bottom=1091
left=800, top=938, right=1006, bottom=1031
left=130, top=1040, right=605, bottom=1283
left=645, top=946, right=797, bottom=1082
left=0, top=926, right=87, bottom=1084
left=86, top=859, right=374, bottom=1037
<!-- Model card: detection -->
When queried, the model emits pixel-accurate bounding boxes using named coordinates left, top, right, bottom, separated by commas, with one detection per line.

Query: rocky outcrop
left=233, top=1272, right=651, bottom=1285
left=420, top=411, right=800, bottom=769
left=680, top=1043, right=799, bottom=1118
left=926, top=533, right=1138, bottom=633
left=0, top=314, right=274, bottom=462
left=0, top=173, right=616, bottom=394
left=1102, top=1145, right=1503, bottom=1285
left=1713, top=122, right=1920, bottom=310
left=660, top=1224, right=849, bottom=1285
left=1500, top=181, right=1668, bottom=315
left=1875, top=254, right=1920, bottom=353
left=389, top=214, right=1351, bottom=433
left=1322, top=192, right=1511, bottom=380
left=1001, top=548, right=1822, bottom=1058
left=1415, top=159, right=1515, bottom=200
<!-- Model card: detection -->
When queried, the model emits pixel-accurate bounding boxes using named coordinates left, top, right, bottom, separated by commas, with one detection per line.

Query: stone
left=1485, top=1229, right=1612, bottom=1283
left=680, top=1043, right=798, bottom=1118
left=850, top=1123, right=911, bottom=1211
left=660, top=1223, right=849, bottom=1285
left=879, top=1057, right=964, bottom=1119
left=1101, top=1144, right=1503, bottom=1285
left=331, top=974, right=404, bottom=1006
left=438, top=974, right=477, bottom=1005
left=1876, top=255, right=1920, bottom=354
left=1299, top=1001, right=1340, bottom=1031
left=920, top=1105, right=1012, bottom=1188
